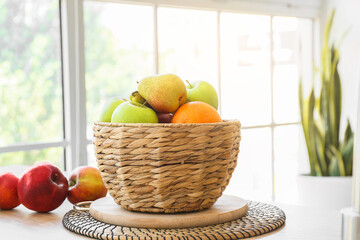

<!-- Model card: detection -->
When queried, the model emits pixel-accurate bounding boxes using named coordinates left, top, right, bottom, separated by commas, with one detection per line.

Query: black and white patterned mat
left=63, top=201, right=286, bottom=239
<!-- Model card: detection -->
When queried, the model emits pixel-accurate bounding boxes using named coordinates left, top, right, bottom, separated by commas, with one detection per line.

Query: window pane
left=274, top=125, right=302, bottom=204
left=0, top=0, right=63, bottom=147
left=0, top=147, right=64, bottom=170
left=224, top=128, right=272, bottom=202
left=158, top=8, right=218, bottom=89
left=87, top=144, right=96, bottom=167
left=221, top=13, right=271, bottom=126
left=273, top=17, right=313, bottom=123
left=84, top=2, right=154, bottom=138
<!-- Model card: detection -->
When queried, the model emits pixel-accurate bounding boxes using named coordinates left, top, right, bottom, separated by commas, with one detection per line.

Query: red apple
left=67, top=166, right=107, bottom=205
left=0, top=173, right=20, bottom=210
left=157, top=113, right=173, bottom=123
left=17, top=163, right=68, bottom=212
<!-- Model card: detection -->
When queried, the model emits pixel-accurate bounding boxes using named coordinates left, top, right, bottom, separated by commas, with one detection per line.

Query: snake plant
left=299, top=10, right=354, bottom=176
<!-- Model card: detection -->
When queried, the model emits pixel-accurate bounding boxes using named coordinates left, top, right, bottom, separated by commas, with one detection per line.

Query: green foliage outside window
left=0, top=0, right=63, bottom=167
left=0, top=1, right=153, bottom=167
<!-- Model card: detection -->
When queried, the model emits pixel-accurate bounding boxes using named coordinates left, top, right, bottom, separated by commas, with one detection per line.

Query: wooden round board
left=90, top=195, right=248, bottom=229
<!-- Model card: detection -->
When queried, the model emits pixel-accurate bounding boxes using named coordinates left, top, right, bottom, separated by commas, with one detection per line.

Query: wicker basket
left=93, top=120, right=241, bottom=213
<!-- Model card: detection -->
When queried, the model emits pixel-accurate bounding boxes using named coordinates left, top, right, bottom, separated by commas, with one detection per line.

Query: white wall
left=323, top=0, right=360, bottom=131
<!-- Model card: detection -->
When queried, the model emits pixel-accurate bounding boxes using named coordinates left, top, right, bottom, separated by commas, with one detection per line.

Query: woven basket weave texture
left=93, top=120, right=241, bottom=213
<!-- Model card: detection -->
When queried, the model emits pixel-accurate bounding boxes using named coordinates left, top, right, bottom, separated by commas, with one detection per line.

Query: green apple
left=99, top=97, right=126, bottom=122
left=111, top=101, right=158, bottom=123
left=186, top=81, right=218, bottom=110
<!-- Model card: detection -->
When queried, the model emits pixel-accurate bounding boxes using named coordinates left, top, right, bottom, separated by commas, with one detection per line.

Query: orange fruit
left=171, top=101, right=222, bottom=123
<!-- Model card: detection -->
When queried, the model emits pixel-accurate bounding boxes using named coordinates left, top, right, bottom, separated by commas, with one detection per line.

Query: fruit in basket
left=67, top=166, right=107, bottom=205
left=111, top=101, right=158, bottom=123
left=99, top=96, right=126, bottom=122
left=157, top=113, right=173, bottom=123
left=17, top=163, right=68, bottom=212
left=138, top=74, right=187, bottom=113
left=0, top=173, right=21, bottom=210
left=172, top=101, right=221, bottom=123
left=130, top=91, right=146, bottom=105
left=186, top=81, right=218, bottom=110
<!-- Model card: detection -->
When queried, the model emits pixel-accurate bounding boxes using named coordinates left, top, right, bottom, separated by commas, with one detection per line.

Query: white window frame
left=1, top=0, right=322, bottom=199
left=61, top=0, right=88, bottom=170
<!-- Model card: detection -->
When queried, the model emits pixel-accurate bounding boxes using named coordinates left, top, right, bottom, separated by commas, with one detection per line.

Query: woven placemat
left=63, top=201, right=285, bottom=239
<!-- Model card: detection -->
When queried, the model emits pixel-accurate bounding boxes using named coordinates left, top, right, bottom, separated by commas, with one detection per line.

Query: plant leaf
left=299, top=78, right=305, bottom=123
left=327, top=150, right=339, bottom=176
left=299, top=82, right=321, bottom=175
left=342, top=135, right=354, bottom=176
left=341, top=121, right=354, bottom=176
left=322, top=9, right=335, bottom=83
left=327, top=145, right=346, bottom=176
left=308, top=89, right=322, bottom=176
left=319, top=76, right=331, bottom=161
left=328, top=45, right=341, bottom=148
left=343, top=119, right=353, bottom=145
left=314, top=120, right=328, bottom=175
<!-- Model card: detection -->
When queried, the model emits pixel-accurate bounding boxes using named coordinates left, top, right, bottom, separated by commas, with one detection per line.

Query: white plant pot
left=297, top=175, right=352, bottom=210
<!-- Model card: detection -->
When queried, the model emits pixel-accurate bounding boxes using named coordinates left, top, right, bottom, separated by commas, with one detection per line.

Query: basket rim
left=94, top=119, right=241, bottom=128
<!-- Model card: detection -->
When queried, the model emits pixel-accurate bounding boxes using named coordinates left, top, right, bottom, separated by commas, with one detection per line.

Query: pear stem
left=186, top=80, right=192, bottom=88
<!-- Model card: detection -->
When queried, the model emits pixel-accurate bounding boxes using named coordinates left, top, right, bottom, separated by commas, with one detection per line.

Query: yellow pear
left=138, top=74, right=187, bottom=113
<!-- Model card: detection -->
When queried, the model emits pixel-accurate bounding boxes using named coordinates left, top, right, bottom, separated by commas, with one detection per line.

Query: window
left=220, top=14, right=313, bottom=202
left=1, top=0, right=320, bottom=203
left=0, top=0, right=65, bottom=169
left=83, top=2, right=155, bottom=166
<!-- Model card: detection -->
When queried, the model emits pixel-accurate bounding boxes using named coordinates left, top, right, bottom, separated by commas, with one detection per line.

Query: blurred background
left=0, top=0, right=359, bottom=206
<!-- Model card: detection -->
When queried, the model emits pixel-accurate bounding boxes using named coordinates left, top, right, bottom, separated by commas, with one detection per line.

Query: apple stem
left=186, top=80, right=192, bottom=88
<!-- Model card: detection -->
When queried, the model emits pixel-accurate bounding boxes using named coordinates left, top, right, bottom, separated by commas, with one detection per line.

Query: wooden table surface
left=0, top=199, right=341, bottom=240
left=0, top=166, right=342, bottom=239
